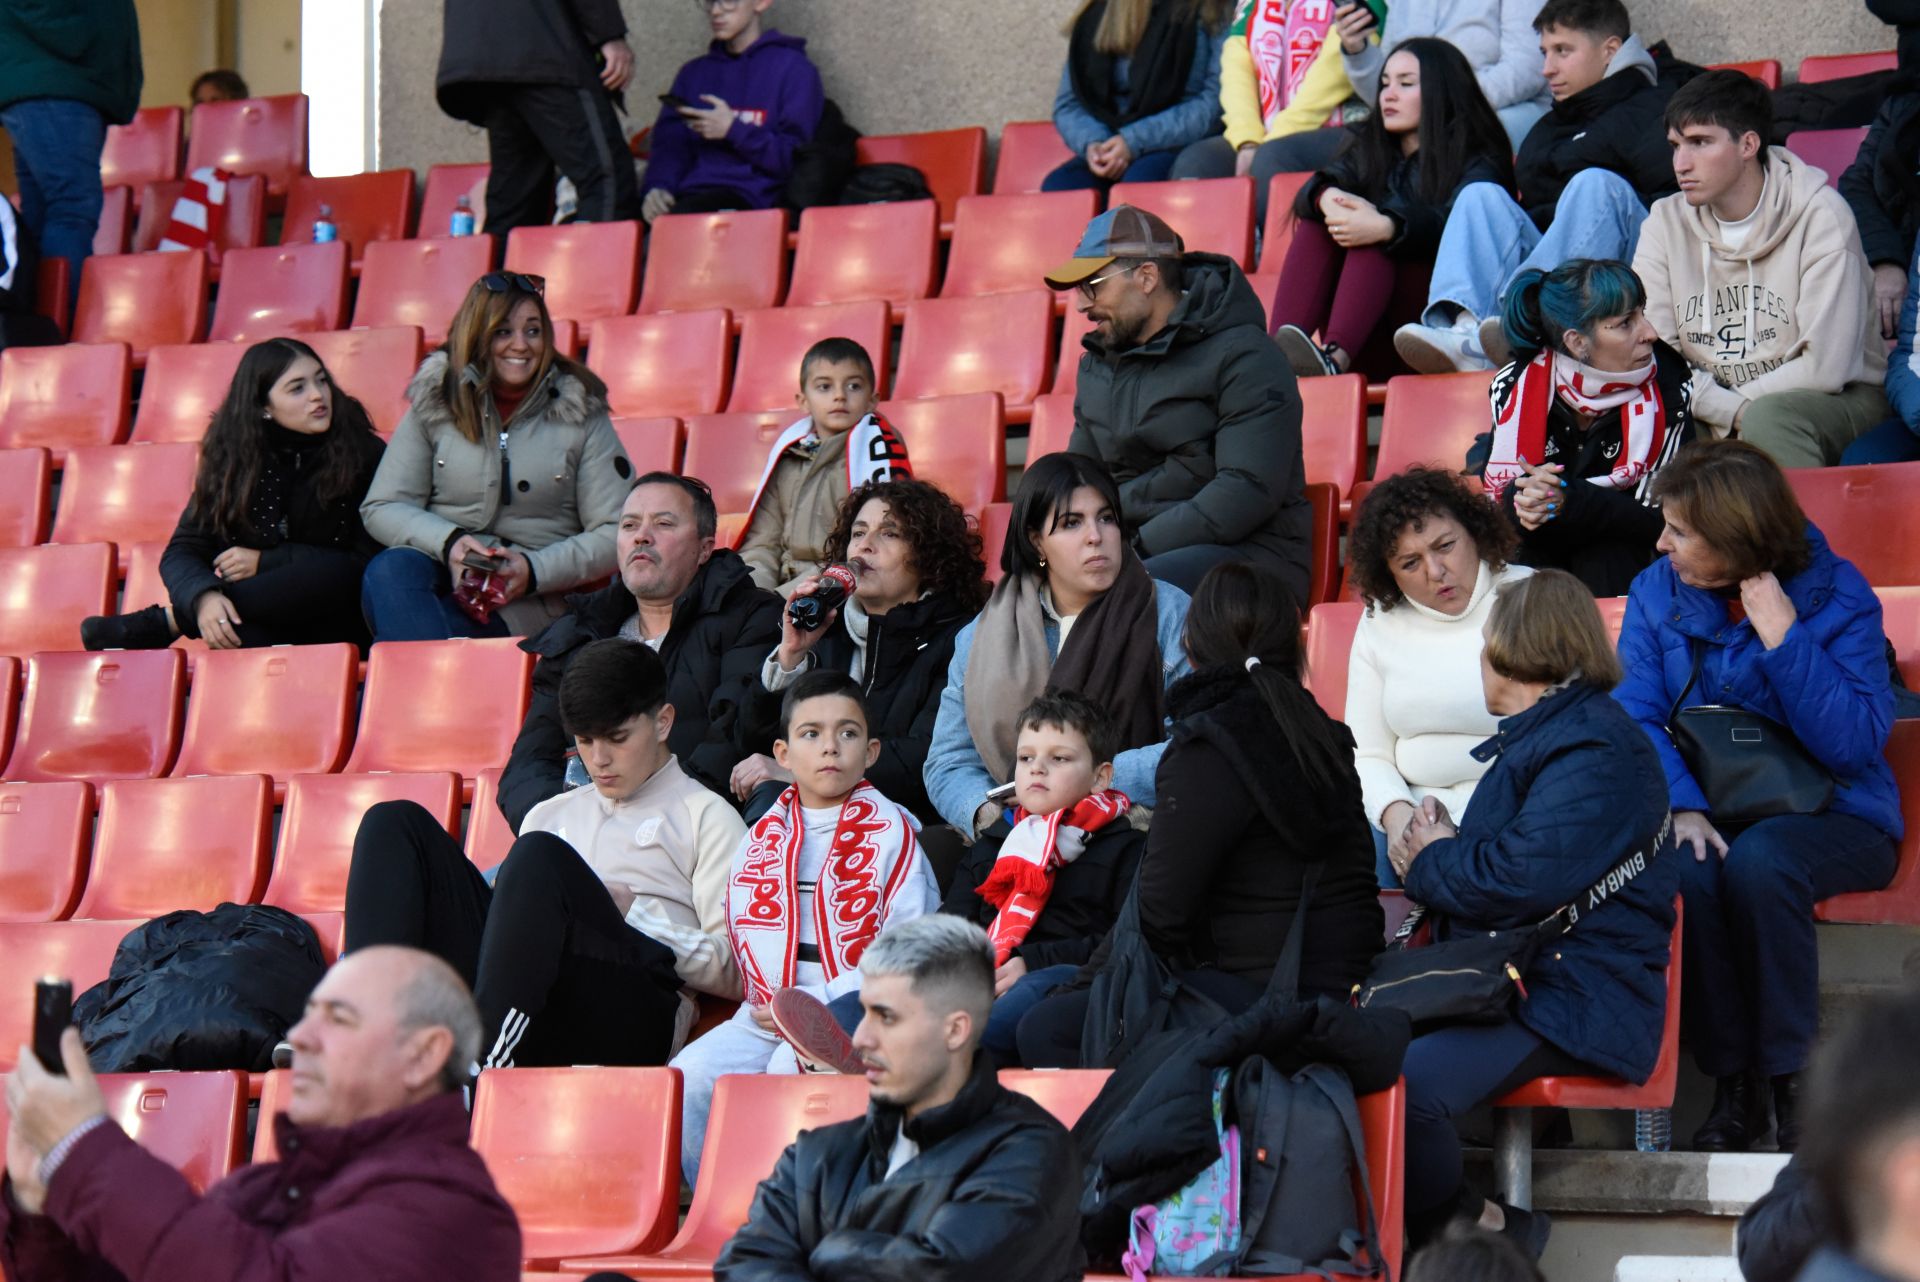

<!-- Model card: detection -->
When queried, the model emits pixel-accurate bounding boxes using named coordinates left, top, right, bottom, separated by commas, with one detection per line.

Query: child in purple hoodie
left=640, top=0, right=825, bottom=220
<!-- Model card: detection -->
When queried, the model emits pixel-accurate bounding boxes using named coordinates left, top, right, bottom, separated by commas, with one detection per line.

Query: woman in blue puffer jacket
left=1615, top=440, right=1901, bottom=1156
left=1394, top=569, right=1679, bottom=1259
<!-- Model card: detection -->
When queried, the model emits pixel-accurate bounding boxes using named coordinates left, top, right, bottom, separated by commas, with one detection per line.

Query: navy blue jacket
left=1404, top=683, right=1679, bottom=1083
left=641, top=31, right=824, bottom=210
left=1613, top=525, right=1902, bottom=839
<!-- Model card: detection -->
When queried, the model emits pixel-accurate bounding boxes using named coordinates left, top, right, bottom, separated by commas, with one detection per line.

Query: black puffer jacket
left=736, top=592, right=975, bottom=826
left=1297, top=149, right=1511, bottom=260
left=945, top=819, right=1144, bottom=971
left=715, top=1051, right=1084, bottom=1282
left=1839, top=87, right=1920, bottom=268
left=1066, top=255, right=1312, bottom=606
left=436, top=0, right=626, bottom=125
left=497, top=551, right=782, bottom=829
left=1139, top=668, right=1383, bottom=997
left=1512, top=37, right=1681, bottom=228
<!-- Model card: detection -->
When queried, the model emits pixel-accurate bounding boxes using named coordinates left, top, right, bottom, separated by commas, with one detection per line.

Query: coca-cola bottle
left=788, top=562, right=857, bottom=633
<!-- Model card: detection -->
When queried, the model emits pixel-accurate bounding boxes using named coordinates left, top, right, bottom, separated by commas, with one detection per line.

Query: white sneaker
left=1479, top=314, right=1514, bottom=368
left=1394, top=315, right=1494, bottom=374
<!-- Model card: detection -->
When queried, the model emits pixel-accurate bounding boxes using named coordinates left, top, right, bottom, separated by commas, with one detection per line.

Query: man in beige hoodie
left=1634, top=69, right=1888, bottom=468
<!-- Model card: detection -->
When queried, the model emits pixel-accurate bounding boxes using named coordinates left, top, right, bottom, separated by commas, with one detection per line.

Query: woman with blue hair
left=1479, top=258, right=1698, bottom=598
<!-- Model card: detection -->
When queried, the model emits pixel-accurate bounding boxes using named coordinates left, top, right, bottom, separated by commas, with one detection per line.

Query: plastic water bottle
left=449, top=194, right=476, bottom=238
left=312, top=203, right=337, bottom=244
left=1634, top=1107, right=1672, bottom=1153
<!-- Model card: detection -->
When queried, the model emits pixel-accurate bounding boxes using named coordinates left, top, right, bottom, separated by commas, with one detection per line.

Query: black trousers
left=174, top=550, right=370, bottom=649
left=344, top=800, right=682, bottom=1068
left=1014, top=967, right=1265, bottom=1068
left=482, top=82, right=641, bottom=234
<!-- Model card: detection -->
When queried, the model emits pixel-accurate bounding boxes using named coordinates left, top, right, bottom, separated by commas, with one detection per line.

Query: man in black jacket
left=714, top=916, right=1084, bottom=1282
left=498, top=474, right=782, bottom=830
left=435, top=0, right=641, bottom=232
left=1395, top=0, right=1689, bottom=373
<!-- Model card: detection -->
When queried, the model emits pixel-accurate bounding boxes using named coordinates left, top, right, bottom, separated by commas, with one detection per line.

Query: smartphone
left=985, top=780, right=1018, bottom=805
left=658, top=93, right=691, bottom=111
left=459, top=549, right=508, bottom=573
left=1334, top=0, right=1379, bottom=31
left=33, top=977, right=72, bottom=1075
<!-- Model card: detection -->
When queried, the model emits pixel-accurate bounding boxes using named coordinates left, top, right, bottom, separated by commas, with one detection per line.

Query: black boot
left=1495, top=1201, right=1553, bottom=1262
left=1694, top=1071, right=1770, bottom=1152
left=80, top=604, right=174, bottom=652
left=1772, top=1072, right=1802, bottom=1152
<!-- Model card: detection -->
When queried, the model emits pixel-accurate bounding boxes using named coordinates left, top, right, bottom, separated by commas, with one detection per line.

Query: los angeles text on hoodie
left=1632, top=146, right=1886, bottom=431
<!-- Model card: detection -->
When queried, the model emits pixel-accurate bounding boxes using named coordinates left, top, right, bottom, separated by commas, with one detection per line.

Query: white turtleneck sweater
left=1347, top=561, right=1533, bottom=830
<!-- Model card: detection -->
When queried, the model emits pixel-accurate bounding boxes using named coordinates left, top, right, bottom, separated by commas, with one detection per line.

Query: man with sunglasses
left=435, top=0, right=641, bottom=233
left=1044, top=206, right=1312, bottom=604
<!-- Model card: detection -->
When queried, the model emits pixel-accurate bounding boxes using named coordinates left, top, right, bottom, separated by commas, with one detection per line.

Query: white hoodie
left=1633, top=146, right=1886, bottom=431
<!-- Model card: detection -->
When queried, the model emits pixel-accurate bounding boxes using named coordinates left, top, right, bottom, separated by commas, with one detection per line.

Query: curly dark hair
left=822, top=478, right=991, bottom=613
left=1348, top=467, right=1519, bottom=610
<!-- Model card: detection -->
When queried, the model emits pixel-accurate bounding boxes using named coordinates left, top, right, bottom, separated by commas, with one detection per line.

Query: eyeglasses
left=694, top=0, right=748, bottom=11
left=480, top=271, right=545, bottom=296
left=1077, top=263, right=1138, bottom=301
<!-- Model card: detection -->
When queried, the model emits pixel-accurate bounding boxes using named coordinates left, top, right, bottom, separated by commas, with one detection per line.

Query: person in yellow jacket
left=1170, top=0, right=1377, bottom=220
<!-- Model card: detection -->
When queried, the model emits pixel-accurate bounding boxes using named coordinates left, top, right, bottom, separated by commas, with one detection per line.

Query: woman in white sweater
left=1345, top=467, right=1531, bottom=886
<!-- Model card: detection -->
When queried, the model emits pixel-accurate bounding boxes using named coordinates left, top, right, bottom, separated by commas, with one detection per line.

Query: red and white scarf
left=727, top=782, right=920, bottom=1007
left=1485, top=348, right=1666, bottom=504
left=975, top=790, right=1130, bottom=966
left=1241, top=0, right=1337, bottom=128
left=157, top=166, right=233, bottom=260
left=732, top=412, right=913, bottom=551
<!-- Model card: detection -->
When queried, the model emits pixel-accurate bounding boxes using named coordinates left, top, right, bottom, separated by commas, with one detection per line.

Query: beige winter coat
left=1634, top=146, right=1886, bottom=432
left=737, top=427, right=852, bottom=596
left=361, top=350, right=632, bottom=635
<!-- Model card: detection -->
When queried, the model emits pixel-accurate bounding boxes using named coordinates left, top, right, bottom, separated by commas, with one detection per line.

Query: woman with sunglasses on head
left=359, top=272, right=632, bottom=641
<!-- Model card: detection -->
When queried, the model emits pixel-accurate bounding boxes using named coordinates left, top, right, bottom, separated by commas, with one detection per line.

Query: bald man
left=0, top=947, right=521, bottom=1282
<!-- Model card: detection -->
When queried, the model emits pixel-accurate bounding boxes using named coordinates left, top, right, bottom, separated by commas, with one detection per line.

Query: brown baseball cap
left=1043, top=205, right=1186, bottom=290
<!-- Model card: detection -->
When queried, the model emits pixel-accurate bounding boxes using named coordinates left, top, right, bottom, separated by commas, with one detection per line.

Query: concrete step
left=1616, top=1255, right=1745, bottom=1282
left=1465, top=1148, right=1787, bottom=1217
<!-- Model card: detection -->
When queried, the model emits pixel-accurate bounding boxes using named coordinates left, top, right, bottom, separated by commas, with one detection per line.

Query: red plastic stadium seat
left=786, top=201, right=938, bottom=309
left=1301, top=372, right=1367, bottom=500
left=0, top=342, right=131, bottom=457
left=1027, top=392, right=1075, bottom=461
left=504, top=221, right=642, bottom=326
left=0, top=781, right=92, bottom=922
left=185, top=94, right=310, bottom=200
left=1110, top=176, right=1256, bottom=268
left=1305, top=600, right=1364, bottom=719
left=1798, top=51, right=1898, bottom=83
left=101, top=107, right=184, bottom=191
left=0, top=920, right=129, bottom=1069
left=76, top=774, right=272, bottom=919
left=268, top=772, right=461, bottom=916
left=131, top=173, right=268, bottom=257
left=1259, top=172, right=1315, bottom=271
left=4, top=650, right=187, bottom=783
left=979, top=501, right=1012, bottom=584
left=1306, top=481, right=1340, bottom=606
left=1709, top=60, right=1782, bottom=90
left=0, top=1071, right=248, bottom=1194
left=254, top=1068, right=295, bottom=1160
left=1375, top=371, right=1495, bottom=479
left=1817, top=720, right=1920, bottom=924
left=1054, top=304, right=1096, bottom=397
left=892, top=291, right=1053, bottom=416
left=1784, top=128, right=1868, bottom=186
left=130, top=342, right=248, bottom=444
left=283, top=170, right=417, bottom=267
left=0, top=656, right=13, bottom=762
left=876, top=394, right=1007, bottom=512
left=610, top=417, right=685, bottom=476
left=419, top=163, right=491, bottom=239
left=728, top=301, right=890, bottom=412
left=941, top=191, right=1100, bottom=300
left=681, top=412, right=792, bottom=514
left=1883, top=587, right=1920, bottom=687
left=49, top=443, right=201, bottom=569
left=303, top=325, right=424, bottom=437
left=1787, top=462, right=1920, bottom=587
left=0, top=543, right=116, bottom=660
left=171, top=644, right=358, bottom=786
left=992, top=121, right=1074, bottom=195
left=351, top=235, right=495, bottom=347
left=549, top=318, right=579, bottom=359
left=343, top=638, right=535, bottom=779
left=637, top=208, right=789, bottom=315
left=1597, top=596, right=1628, bottom=646
left=206, top=241, right=349, bottom=343
left=35, top=258, right=70, bottom=340
left=471, top=1067, right=683, bottom=1264
left=72, top=252, right=208, bottom=359
left=465, top=768, right=518, bottom=871
left=0, top=448, right=50, bottom=547
left=855, top=128, right=987, bottom=226
left=998, top=1068, right=1106, bottom=1128
left=589, top=311, right=733, bottom=419
left=94, top=184, right=133, bottom=256
left=117, top=543, right=205, bottom=662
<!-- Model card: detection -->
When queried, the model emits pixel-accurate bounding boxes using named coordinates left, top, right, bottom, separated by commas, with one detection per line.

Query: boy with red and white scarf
left=670, top=670, right=938, bottom=1185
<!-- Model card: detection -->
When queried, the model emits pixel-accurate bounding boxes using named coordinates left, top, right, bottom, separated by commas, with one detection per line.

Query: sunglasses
left=480, top=271, right=546, bottom=296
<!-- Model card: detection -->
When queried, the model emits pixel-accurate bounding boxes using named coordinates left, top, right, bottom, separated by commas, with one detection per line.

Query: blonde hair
left=1483, top=570, right=1624, bottom=690
left=1064, top=0, right=1227, bottom=54
left=440, top=278, right=565, bottom=444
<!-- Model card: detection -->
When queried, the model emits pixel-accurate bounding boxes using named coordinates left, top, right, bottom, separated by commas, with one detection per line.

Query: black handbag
left=1666, top=638, right=1833, bottom=823
left=1353, top=825, right=1667, bottom=1029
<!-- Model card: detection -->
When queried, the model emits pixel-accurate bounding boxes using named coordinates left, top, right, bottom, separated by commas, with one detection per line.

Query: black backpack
left=837, top=162, right=933, bottom=206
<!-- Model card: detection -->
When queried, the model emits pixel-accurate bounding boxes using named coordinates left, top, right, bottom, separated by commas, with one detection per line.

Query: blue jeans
left=1840, top=417, right=1920, bottom=464
left=1679, top=811, right=1897, bottom=1078
left=0, top=98, right=107, bottom=306
left=1495, top=99, right=1550, bottom=152
left=1424, top=169, right=1647, bottom=326
left=1042, top=147, right=1180, bottom=194
left=1372, top=824, right=1402, bottom=890
left=360, top=547, right=511, bottom=643
left=829, top=962, right=1079, bottom=1060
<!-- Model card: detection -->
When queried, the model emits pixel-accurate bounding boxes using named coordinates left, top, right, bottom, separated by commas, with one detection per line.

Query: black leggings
left=1014, top=967, right=1266, bottom=1068
left=343, top=800, right=684, bottom=1068
left=174, top=550, right=370, bottom=649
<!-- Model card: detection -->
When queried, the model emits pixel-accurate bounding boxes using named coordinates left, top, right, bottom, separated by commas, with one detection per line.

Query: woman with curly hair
left=1345, top=466, right=1528, bottom=886
left=730, top=477, right=991, bottom=844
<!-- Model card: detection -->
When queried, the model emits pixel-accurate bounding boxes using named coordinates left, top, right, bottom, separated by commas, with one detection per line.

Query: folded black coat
left=74, top=904, right=326, bottom=1073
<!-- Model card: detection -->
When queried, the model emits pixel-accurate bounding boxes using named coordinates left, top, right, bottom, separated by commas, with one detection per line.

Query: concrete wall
left=375, top=0, right=1901, bottom=175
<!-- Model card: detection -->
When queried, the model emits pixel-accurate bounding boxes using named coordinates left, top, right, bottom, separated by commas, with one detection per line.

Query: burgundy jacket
left=0, top=1092, right=520, bottom=1282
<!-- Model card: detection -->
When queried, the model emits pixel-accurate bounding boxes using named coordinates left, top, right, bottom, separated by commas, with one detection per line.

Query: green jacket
left=0, top=0, right=143, bottom=124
